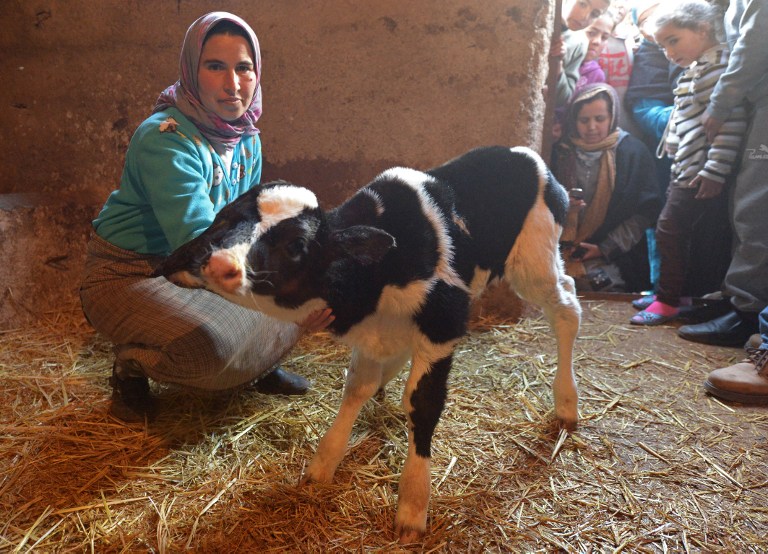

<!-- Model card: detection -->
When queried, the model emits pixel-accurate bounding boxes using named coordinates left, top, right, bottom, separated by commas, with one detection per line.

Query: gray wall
left=0, top=0, right=553, bottom=327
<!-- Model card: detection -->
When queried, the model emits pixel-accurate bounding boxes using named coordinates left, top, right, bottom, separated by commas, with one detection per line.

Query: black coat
left=552, top=133, right=664, bottom=291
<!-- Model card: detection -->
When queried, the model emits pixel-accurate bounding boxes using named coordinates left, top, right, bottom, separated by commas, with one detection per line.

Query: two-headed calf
left=158, top=146, right=581, bottom=543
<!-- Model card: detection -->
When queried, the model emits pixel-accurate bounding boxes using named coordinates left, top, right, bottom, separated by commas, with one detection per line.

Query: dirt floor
left=1, top=295, right=766, bottom=552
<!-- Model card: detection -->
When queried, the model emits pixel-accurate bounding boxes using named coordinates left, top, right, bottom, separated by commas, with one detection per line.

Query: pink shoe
left=630, top=301, right=680, bottom=326
left=630, top=310, right=678, bottom=326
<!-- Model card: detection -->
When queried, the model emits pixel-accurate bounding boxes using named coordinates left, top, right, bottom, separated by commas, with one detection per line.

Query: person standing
left=630, top=0, right=748, bottom=326
left=678, top=0, right=768, bottom=347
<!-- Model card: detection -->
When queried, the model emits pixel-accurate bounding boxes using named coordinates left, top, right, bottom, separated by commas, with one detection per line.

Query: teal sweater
left=93, top=108, right=262, bottom=255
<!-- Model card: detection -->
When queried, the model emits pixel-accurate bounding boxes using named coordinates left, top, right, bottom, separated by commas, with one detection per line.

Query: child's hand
left=550, top=36, right=565, bottom=59
left=702, top=112, right=725, bottom=143
left=692, top=175, right=724, bottom=200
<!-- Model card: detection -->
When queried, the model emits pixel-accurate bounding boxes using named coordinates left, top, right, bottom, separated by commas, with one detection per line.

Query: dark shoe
left=704, top=347, right=768, bottom=404
left=678, top=310, right=759, bottom=347
left=677, top=297, right=732, bottom=323
left=253, top=367, right=310, bottom=395
left=109, top=363, right=156, bottom=423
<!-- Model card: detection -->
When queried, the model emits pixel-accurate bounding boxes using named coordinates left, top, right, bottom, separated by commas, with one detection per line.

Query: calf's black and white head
left=156, top=181, right=395, bottom=323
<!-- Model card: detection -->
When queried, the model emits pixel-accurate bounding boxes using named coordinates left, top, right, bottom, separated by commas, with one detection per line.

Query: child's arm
left=555, top=32, right=587, bottom=106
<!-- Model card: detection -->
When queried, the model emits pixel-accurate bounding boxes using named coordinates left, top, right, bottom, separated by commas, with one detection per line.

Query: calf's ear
left=331, top=225, right=396, bottom=265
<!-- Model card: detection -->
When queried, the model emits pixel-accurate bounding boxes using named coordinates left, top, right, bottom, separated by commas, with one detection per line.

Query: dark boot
left=678, top=310, right=759, bottom=347
left=253, top=366, right=310, bottom=395
left=109, top=362, right=157, bottom=423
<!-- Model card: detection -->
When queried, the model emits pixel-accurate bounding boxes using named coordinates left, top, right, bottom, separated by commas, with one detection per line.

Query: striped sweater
left=661, top=46, right=748, bottom=187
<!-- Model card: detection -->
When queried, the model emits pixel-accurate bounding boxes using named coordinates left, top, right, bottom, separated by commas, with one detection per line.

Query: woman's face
left=197, top=33, right=257, bottom=121
left=575, top=97, right=612, bottom=144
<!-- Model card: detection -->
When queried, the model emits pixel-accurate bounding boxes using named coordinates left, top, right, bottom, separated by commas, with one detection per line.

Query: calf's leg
left=536, top=272, right=581, bottom=430
left=395, top=350, right=452, bottom=543
left=302, top=348, right=407, bottom=484
left=506, top=201, right=581, bottom=429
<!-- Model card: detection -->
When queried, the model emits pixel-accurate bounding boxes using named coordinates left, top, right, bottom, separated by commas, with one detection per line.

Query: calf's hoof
left=396, top=523, right=425, bottom=545
left=559, top=416, right=578, bottom=432
left=299, top=463, right=335, bottom=486
left=554, top=398, right=578, bottom=431
left=395, top=506, right=427, bottom=544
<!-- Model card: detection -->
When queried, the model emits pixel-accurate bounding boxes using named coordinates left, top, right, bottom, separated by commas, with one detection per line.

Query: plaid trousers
left=80, top=234, right=303, bottom=390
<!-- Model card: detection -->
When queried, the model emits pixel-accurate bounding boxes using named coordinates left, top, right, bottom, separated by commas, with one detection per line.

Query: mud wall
left=0, top=0, right=553, bottom=328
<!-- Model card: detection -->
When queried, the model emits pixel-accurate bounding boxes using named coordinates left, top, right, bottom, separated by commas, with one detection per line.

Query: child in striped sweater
left=631, top=0, right=748, bottom=326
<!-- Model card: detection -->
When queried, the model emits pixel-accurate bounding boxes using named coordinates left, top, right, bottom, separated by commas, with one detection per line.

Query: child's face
left=564, top=0, right=611, bottom=31
left=584, top=15, right=614, bottom=62
left=611, top=1, right=628, bottom=25
left=654, top=23, right=717, bottom=67
left=637, top=7, right=659, bottom=42
left=576, top=97, right=612, bottom=144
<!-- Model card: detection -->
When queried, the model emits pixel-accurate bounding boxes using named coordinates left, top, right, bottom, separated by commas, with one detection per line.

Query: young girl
left=552, top=83, right=662, bottom=293
left=575, top=11, right=615, bottom=93
left=81, top=12, right=333, bottom=422
left=553, top=0, right=613, bottom=108
left=631, top=0, right=748, bottom=325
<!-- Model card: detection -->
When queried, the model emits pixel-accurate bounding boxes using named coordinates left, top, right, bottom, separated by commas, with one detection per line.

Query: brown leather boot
left=704, top=348, right=768, bottom=405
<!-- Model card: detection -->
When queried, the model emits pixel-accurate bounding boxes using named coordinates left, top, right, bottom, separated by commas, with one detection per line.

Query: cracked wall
left=0, top=0, right=553, bottom=327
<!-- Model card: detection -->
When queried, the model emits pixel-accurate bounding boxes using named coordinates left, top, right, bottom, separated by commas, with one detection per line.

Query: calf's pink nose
left=203, top=251, right=244, bottom=293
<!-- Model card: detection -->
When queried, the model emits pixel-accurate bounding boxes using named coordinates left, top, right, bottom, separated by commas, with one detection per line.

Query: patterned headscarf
left=153, top=11, right=262, bottom=147
left=564, top=82, right=620, bottom=142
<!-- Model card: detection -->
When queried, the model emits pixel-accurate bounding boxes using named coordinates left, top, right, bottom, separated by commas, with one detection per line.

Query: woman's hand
left=571, top=242, right=602, bottom=261
left=299, top=308, right=335, bottom=332
left=692, top=175, right=724, bottom=200
left=569, top=198, right=587, bottom=211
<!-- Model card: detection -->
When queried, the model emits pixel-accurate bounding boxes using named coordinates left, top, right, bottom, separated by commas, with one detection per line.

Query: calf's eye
left=285, top=237, right=307, bottom=259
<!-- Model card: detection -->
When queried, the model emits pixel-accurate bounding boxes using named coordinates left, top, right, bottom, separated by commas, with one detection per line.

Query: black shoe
left=678, top=310, right=759, bottom=347
left=109, top=363, right=157, bottom=423
left=677, top=297, right=732, bottom=323
left=253, top=367, right=310, bottom=395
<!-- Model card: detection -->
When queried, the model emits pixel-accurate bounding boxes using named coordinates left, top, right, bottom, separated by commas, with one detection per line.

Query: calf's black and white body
left=157, top=146, right=581, bottom=543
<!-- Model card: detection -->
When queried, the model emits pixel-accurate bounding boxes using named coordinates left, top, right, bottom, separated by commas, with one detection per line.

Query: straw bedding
left=1, top=296, right=766, bottom=552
